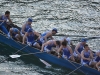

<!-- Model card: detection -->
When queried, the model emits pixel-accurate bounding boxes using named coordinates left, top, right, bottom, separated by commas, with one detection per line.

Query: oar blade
left=39, top=59, right=51, bottom=67
left=9, top=55, right=21, bottom=58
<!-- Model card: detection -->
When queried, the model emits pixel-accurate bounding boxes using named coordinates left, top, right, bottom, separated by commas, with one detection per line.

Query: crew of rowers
left=0, top=11, right=100, bottom=71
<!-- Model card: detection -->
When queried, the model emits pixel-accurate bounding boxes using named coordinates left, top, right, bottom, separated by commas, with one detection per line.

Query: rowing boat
left=0, top=27, right=100, bottom=75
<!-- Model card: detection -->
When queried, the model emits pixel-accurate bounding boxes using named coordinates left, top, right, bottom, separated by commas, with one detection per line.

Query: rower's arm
left=34, top=32, right=41, bottom=39
left=81, top=51, right=88, bottom=60
left=9, top=28, right=13, bottom=37
left=57, top=45, right=62, bottom=55
left=22, top=32, right=27, bottom=44
left=21, top=24, right=26, bottom=34
left=18, top=30, right=21, bottom=36
left=90, top=50, right=94, bottom=59
left=68, top=46, right=73, bottom=56
left=8, top=16, right=13, bottom=24
left=96, top=61, right=100, bottom=71
left=44, top=33, right=51, bottom=42
left=81, top=51, right=85, bottom=59
left=75, top=43, right=80, bottom=55
left=41, top=41, right=50, bottom=52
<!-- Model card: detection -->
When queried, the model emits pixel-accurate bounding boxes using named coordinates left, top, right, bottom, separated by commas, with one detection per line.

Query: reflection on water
left=0, top=0, right=100, bottom=75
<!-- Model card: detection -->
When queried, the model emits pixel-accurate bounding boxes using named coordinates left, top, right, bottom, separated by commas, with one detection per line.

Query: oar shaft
left=10, top=52, right=46, bottom=58
left=67, top=65, right=83, bottom=75
left=72, top=36, right=100, bottom=41
left=66, top=59, right=86, bottom=75
left=14, top=45, right=28, bottom=54
left=0, top=21, right=4, bottom=26
left=54, top=34, right=87, bottom=37
left=22, top=52, right=45, bottom=56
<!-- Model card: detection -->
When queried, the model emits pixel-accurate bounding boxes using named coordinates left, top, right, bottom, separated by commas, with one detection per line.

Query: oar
left=66, top=59, right=86, bottom=75
left=9, top=52, right=46, bottom=58
left=72, top=36, right=100, bottom=41
left=13, top=45, right=29, bottom=54
left=87, top=36, right=100, bottom=40
left=0, top=21, right=4, bottom=26
left=39, top=59, right=51, bottom=67
left=54, top=34, right=87, bottom=37
left=9, top=52, right=52, bottom=67
left=0, top=45, right=28, bottom=63
left=67, top=65, right=83, bottom=75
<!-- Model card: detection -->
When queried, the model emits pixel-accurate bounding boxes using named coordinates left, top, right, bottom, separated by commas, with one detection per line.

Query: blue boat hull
left=0, top=33, right=100, bottom=75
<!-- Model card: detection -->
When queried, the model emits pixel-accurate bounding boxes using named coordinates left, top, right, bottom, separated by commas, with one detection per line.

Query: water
left=0, top=0, right=100, bottom=75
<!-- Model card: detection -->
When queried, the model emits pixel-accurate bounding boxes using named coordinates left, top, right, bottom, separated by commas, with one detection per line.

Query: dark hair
left=63, top=38, right=68, bottom=43
left=62, top=41, right=67, bottom=46
left=5, top=11, right=10, bottom=15
left=56, top=40, right=60, bottom=46
left=84, top=44, right=88, bottom=48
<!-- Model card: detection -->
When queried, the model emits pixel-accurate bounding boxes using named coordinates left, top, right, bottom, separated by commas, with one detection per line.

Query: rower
left=73, top=38, right=87, bottom=61
left=21, top=18, right=33, bottom=36
left=60, top=37, right=71, bottom=45
left=0, top=11, right=13, bottom=34
left=41, top=40, right=61, bottom=53
left=93, top=50, right=100, bottom=67
left=60, top=36, right=75, bottom=50
left=58, top=41, right=75, bottom=61
left=8, top=28, right=21, bottom=41
left=96, top=61, right=100, bottom=71
left=81, top=44, right=94, bottom=67
left=22, top=28, right=41, bottom=49
left=37, top=28, right=58, bottom=46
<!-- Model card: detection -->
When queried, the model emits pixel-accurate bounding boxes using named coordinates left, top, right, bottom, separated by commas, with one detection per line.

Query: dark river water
left=0, top=0, right=100, bottom=75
